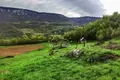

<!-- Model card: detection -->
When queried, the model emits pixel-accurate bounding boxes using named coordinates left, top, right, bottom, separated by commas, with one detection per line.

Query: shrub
left=65, top=48, right=120, bottom=62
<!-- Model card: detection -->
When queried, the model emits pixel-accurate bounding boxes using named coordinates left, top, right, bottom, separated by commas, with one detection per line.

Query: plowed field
left=0, top=44, right=43, bottom=57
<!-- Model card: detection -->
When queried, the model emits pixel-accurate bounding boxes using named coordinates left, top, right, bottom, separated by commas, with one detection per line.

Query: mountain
left=0, top=6, right=100, bottom=25
left=0, top=6, right=69, bottom=22
left=0, top=6, right=101, bottom=39
left=70, top=16, right=101, bottom=25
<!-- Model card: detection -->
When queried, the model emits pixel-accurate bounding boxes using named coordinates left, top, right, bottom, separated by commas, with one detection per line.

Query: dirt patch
left=104, top=42, right=120, bottom=50
left=89, top=54, right=120, bottom=62
left=0, top=44, right=43, bottom=57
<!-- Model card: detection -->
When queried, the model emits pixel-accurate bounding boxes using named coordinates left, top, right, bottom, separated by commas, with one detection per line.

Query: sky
left=0, top=0, right=120, bottom=17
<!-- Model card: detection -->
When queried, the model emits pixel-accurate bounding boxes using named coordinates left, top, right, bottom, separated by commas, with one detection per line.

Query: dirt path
left=0, top=44, right=43, bottom=57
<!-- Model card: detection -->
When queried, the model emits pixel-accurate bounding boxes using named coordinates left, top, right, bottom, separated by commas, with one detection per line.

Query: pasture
left=0, top=41, right=120, bottom=80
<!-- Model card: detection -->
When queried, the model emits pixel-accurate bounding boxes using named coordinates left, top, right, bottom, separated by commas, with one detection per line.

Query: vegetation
left=0, top=22, right=73, bottom=45
left=64, top=12, right=120, bottom=42
left=0, top=12, right=120, bottom=80
left=0, top=42, right=120, bottom=80
left=0, top=33, right=46, bottom=46
left=1, top=12, right=120, bottom=46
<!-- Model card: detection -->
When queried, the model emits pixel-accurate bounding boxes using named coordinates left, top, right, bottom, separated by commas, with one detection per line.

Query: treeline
left=0, top=22, right=73, bottom=46
left=0, top=33, right=46, bottom=46
left=64, top=12, right=120, bottom=42
left=0, top=33, right=66, bottom=46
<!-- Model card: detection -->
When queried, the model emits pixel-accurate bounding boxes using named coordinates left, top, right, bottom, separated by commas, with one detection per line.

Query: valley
left=0, top=6, right=120, bottom=80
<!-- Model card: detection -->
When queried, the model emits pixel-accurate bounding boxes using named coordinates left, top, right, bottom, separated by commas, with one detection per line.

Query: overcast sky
left=0, top=0, right=120, bottom=17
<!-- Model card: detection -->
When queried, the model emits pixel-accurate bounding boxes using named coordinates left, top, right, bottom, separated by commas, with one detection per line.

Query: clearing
left=0, top=42, right=120, bottom=80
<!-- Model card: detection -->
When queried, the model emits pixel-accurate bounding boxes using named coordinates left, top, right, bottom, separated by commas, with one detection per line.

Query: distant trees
left=0, top=12, right=120, bottom=45
left=64, top=27, right=84, bottom=42
left=48, top=35, right=68, bottom=48
left=0, top=33, right=46, bottom=46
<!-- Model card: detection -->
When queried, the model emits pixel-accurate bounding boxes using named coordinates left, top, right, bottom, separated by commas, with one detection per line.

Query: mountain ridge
left=0, top=6, right=69, bottom=22
left=0, top=6, right=101, bottom=25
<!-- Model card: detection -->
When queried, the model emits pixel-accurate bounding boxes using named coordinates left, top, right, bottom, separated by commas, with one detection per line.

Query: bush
left=48, top=35, right=64, bottom=43
left=65, top=48, right=120, bottom=62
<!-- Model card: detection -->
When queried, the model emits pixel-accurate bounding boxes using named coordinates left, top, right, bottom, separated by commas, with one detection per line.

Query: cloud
left=100, top=0, right=120, bottom=15
left=0, top=0, right=106, bottom=17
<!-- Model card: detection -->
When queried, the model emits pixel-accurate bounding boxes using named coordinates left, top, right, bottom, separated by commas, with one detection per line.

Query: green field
left=0, top=41, right=120, bottom=80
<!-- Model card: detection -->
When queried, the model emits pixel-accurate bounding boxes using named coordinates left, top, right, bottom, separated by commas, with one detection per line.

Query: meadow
left=0, top=40, right=120, bottom=80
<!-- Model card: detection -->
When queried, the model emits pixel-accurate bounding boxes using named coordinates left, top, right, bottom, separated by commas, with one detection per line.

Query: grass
left=113, top=39, right=120, bottom=44
left=100, top=39, right=120, bottom=55
left=0, top=42, right=120, bottom=80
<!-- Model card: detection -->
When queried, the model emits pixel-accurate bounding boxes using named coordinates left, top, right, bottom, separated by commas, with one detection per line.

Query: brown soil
left=0, top=44, right=43, bottom=57
left=89, top=54, right=120, bottom=62
left=104, top=43, right=120, bottom=50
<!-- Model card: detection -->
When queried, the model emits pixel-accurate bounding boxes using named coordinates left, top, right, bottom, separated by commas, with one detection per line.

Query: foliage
left=64, top=27, right=84, bottom=42
left=48, top=35, right=68, bottom=54
left=64, top=12, right=120, bottom=42
left=0, top=33, right=46, bottom=46
left=65, top=48, right=119, bottom=62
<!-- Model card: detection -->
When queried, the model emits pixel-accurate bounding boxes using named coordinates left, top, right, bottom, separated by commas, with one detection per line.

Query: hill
left=0, top=6, right=69, bottom=22
left=0, top=6, right=100, bottom=39
left=70, top=16, right=101, bottom=25
left=0, top=6, right=100, bottom=24
left=0, top=23, right=23, bottom=38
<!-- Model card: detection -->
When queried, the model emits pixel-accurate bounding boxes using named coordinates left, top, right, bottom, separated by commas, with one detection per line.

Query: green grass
left=0, top=42, right=120, bottom=80
left=100, top=39, right=120, bottom=55
left=113, top=39, right=120, bottom=44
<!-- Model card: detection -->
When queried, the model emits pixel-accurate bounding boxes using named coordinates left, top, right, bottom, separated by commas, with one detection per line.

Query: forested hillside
left=0, top=23, right=23, bottom=38
left=0, top=6, right=100, bottom=23
left=0, top=6, right=100, bottom=41
left=0, top=12, right=120, bottom=46
left=0, top=6, right=69, bottom=22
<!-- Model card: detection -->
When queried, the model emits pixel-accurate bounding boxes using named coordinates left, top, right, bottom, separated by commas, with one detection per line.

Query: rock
left=65, top=49, right=83, bottom=58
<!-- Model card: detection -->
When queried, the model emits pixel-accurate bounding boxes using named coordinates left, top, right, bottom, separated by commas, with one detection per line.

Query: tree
left=96, top=29, right=104, bottom=42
